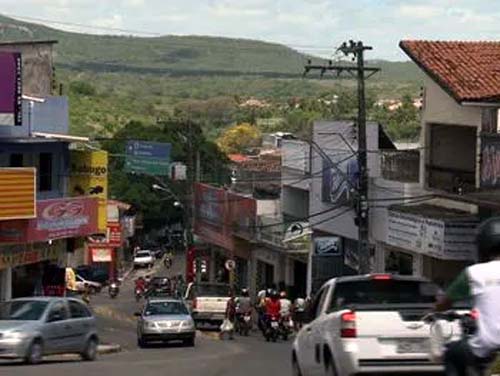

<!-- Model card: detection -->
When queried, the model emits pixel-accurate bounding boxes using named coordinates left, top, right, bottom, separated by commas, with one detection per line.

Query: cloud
left=397, top=4, right=443, bottom=19
left=91, top=14, right=124, bottom=30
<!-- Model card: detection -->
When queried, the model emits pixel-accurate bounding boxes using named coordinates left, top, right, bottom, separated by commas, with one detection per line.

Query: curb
left=98, top=344, right=122, bottom=355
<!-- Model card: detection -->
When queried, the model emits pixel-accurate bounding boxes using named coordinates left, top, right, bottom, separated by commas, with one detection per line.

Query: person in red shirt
left=135, top=276, right=146, bottom=292
left=265, top=290, right=281, bottom=319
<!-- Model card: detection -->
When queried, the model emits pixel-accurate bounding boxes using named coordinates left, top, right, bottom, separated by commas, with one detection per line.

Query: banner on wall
left=90, top=247, right=113, bottom=262
left=0, top=52, right=22, bottom=126
left=70, top=150, right=108, bottom=232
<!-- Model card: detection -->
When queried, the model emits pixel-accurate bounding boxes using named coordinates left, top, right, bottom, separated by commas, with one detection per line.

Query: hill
left=0, top=14, right=421, bottom=80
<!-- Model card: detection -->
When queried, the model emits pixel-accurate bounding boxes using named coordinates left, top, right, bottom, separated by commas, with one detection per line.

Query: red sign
left=107, top=223, right=122, bottom=247
left=0, top=197, right=99, bottom=243
left=90, top=247, right=113, bottom=262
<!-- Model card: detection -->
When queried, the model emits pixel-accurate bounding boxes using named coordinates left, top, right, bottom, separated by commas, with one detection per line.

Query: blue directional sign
left=126, top=141, right=171, bottom=160
left=125, top=140, right=172, bottom=176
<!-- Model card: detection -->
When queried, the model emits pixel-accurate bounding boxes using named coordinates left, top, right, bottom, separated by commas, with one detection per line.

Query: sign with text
left=0, top=52, right=22, bottom=126
left=90, top=247, right=113, bottom=262
left=125, top=140, right=171, bottom=176
left=314, top=236, right=342, bottom=256
left=0, top=197, right=99, bottom=243
left=70, top=150, right=108, bottom=231
left=480, top=134, right=500, bottom=188
left=0, top=168, right=36, bottom=221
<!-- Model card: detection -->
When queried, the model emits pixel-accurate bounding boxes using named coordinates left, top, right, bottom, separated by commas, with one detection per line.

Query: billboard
left=125, top=140, right=171, bottom=176
left=0, top=52, right=22, bottom=126
left=0, top=197, right=99, bottom=243
left=70, top=150, right=108, bottom=232
left=0, top=168, right=36, bottom=221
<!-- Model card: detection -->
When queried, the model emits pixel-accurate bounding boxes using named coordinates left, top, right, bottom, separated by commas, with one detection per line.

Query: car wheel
left=292, top=354, right=303, bottom=376
left=184, top=337, right=195, bottom=347
left=25, top=339, right=43, bottom=365
left=81, top=337, right=98, bottom=361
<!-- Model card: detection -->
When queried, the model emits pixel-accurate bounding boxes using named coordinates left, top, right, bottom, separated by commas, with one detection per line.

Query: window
left=38, top=152, right=53, bottom=191
left=9, top=153, right=23, bottom=167
left=310, top=286, right=329, bottom=318
left=69, top=300, right=91, bottom=319
left=47, top=301, right=68, bottom=322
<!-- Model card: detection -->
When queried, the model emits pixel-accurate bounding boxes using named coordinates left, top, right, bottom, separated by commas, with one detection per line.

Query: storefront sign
left=70, top=150, right=108, bottom=232
left=90, top=247, right=113, bottom=262
left=0, top=197, right=99, bottom=243
left=386, top=210, right=477, bottom=260
left=314, top=236, right=341, bottom=256
left=107, top=222, right=122, bottom=247
left=480, top=134, right=500, bottom=188
left=0, top=52, right=22, bottom=126
left=0, top=245, right=59, bottom=270
left=0, top=168, right=36, bottom=220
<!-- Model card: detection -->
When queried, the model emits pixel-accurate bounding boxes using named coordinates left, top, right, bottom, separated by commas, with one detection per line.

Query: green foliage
left=69, top=80, right=96, bottom=96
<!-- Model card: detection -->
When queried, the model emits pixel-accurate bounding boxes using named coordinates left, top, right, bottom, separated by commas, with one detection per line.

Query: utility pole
left=304, top=40, right=379, bottom=274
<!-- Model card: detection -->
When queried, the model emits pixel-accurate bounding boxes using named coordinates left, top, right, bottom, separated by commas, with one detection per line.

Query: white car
left=75, top=274, right=102, bottom=294
left=292, top=274, right=443, bottom=376
left=133, top=250, right=154, bottom=269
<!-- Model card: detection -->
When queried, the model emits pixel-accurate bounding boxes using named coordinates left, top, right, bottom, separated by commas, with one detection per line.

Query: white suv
left=133, top=250, right=154, bottom=269
left=292, top=274, right=443, bottom=376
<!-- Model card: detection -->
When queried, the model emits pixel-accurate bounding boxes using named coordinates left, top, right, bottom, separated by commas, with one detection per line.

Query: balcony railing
left=381, top=150, right=420, bottom=183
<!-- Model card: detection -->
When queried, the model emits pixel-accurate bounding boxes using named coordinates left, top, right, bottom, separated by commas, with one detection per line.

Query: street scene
left=2, top=1, right=500, bottom=376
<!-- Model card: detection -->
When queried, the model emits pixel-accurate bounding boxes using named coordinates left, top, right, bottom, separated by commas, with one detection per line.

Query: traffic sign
left=126, top=141, right=171, bottom=159
left=124, top=156, right=170, bottom=176
left=225, top=259, right=236, bottom=271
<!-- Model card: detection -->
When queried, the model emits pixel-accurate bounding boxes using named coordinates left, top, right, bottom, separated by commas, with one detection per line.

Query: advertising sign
left=314, top=236, right=342, bottom=256
left=0, top=168, right=36, bottom=221
left=0, top=197, right=99, bottom=243
left=125, top=140, right=171, bottom=176
left=480, top=134, right=500, bottom=188
left=386, top=210, right=477, bottom=260
left=70, top=150, right=108, bottom=231
left=0, top=52, right=22, bottom=126
left=0, top=245, right=59, bottom=270
left=106, top=222, right=122, bottom=247
left=90, top=247, right=113, bottom=262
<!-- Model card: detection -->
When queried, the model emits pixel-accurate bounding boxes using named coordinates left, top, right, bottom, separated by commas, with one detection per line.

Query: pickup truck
left=184, top=283, right=231, bottom=326
left=292, top=274, right=443, bottom=376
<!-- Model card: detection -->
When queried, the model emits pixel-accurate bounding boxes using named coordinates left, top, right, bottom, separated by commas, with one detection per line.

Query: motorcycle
left=108, top=282, right=120, bottom=299
left=236, top=312, right=252, bottom=337
left=264, top=315, right=280, bottom=342
left=425, top=310, right=495, bottom=376
left=135, top=287, right=144, bottom=302
left=280, top=315, right=294, bottom=341
left=164, top=255, right=173, bottom=269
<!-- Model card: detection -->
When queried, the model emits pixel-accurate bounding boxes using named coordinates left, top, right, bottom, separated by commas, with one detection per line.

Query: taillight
left=372, top=274, right=392, bottom=280
left=192, top=298, right=198, bottom=310
left=470, top=308, right=480, bottom=320
left=341, top=311, right=357, bottom=338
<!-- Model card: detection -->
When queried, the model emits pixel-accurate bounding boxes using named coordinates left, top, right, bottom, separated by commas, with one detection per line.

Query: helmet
left=270, top=290, right=279, bottom=299
left=280, top=291, right=287, bottom=298
left=241, top=288, right=249, bottom=297
left=477, top=217, right=500, bottom=261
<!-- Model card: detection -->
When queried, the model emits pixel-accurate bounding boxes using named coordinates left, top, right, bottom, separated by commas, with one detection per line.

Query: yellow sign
left=0, top=168, right=36, bottom=221
left=70, top=150, right=108, bottom=232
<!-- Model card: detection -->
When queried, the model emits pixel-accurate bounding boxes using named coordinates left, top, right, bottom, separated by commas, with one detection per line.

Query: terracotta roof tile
left=400, top=40, right=500, bottom=103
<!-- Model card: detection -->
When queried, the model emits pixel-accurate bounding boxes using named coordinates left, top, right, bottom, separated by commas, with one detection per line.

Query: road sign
left=125, top=140, right=171, bottom=176
left=126, top=141, right=171, bottom=159
left=225, top=259, right=236, bottom=271
left=124, top=156, right=170, bottom=176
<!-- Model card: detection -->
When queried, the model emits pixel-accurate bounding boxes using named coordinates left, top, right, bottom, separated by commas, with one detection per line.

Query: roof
left=400, top=40, right=500, bottom=103
left=228, top=154, right=250, bottom=163
left=0, top=40, right=58, bottom=46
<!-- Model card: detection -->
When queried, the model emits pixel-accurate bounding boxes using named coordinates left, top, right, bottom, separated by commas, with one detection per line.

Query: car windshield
left=331, top=279, right=438, bottom=309
left=144, top=301, right=188, bottom=316
left=0, top=300, right=49, bottom=321
left=136, top=252, right=151, bottom=258
left=195, top=285, right=229, bottom=297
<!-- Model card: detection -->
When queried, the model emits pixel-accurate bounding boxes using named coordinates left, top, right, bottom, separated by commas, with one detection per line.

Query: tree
left=217, top=123, right=262, bottom=154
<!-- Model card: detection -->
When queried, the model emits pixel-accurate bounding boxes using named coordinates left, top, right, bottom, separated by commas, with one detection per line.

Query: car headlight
left=144, top=321, right=158, bottom=330
left=181, top=320, right=195, bottom=330
left=3, top=331, right=27, bottom=342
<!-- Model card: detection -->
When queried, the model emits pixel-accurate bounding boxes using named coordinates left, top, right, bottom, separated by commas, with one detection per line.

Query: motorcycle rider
left=436, top=217, right=500, bottom=376
left=293, top=296, right=307, bottom=331
left=135, top=276, right=146, bottom=296
left=236, top=288, right=252, bottom=332
left=279, top=291, right=292, bottom=318
left=265, top=290, right=281, bottom=325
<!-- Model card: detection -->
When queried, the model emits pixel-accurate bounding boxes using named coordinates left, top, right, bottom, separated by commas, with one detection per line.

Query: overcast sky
left=2, top=0, right=498, bottom=60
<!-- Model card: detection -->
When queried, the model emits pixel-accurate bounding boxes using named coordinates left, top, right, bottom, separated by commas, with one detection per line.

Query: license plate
left=213, top=314, right=225, bottom=320
left=271, top=321, right=279, bottom=328
left=397, top=339, right=429, bottom=354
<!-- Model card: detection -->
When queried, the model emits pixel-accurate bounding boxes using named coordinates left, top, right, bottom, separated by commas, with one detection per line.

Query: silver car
left=136, top=298, right=196, bottom=347
left=0, top=297, right=99, bottom=364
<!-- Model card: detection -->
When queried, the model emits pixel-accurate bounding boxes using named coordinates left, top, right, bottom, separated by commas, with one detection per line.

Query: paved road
left=0, top=252, right=292, bottom=376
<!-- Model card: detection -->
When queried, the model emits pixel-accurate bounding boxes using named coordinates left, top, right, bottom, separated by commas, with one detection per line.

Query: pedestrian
left=222, top=291, right=236, bottom=340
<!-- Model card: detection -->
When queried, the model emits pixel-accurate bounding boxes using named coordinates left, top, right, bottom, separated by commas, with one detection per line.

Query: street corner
left=93, top=304, right=136, bottom=324
left=98, top=343, right=122, bottom=355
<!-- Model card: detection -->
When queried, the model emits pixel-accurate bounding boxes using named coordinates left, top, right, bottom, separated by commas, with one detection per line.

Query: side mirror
left=134, top=312, right=142, bottom=317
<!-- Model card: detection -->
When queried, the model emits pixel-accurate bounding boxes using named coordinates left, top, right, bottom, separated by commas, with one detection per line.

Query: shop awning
left=32, top=132, right=89, bottom=142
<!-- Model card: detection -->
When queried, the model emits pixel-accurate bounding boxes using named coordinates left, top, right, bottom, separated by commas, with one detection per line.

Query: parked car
left=133, top=250, right=154, bottom=269
left=292, top=274, right=442, bottom=376
left=75, top=275, right=102, bottom=294
left=0, top=297, right=99, bottom=364
left=135, top=298, right=195, bottom=347
left=75, top=265, right=109, bottom=285
left=184, top=283, right=231, bottom=326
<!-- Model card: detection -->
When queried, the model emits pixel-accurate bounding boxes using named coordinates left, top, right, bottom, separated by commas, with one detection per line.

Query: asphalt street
left=0, top=252, right=292, bottom=376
